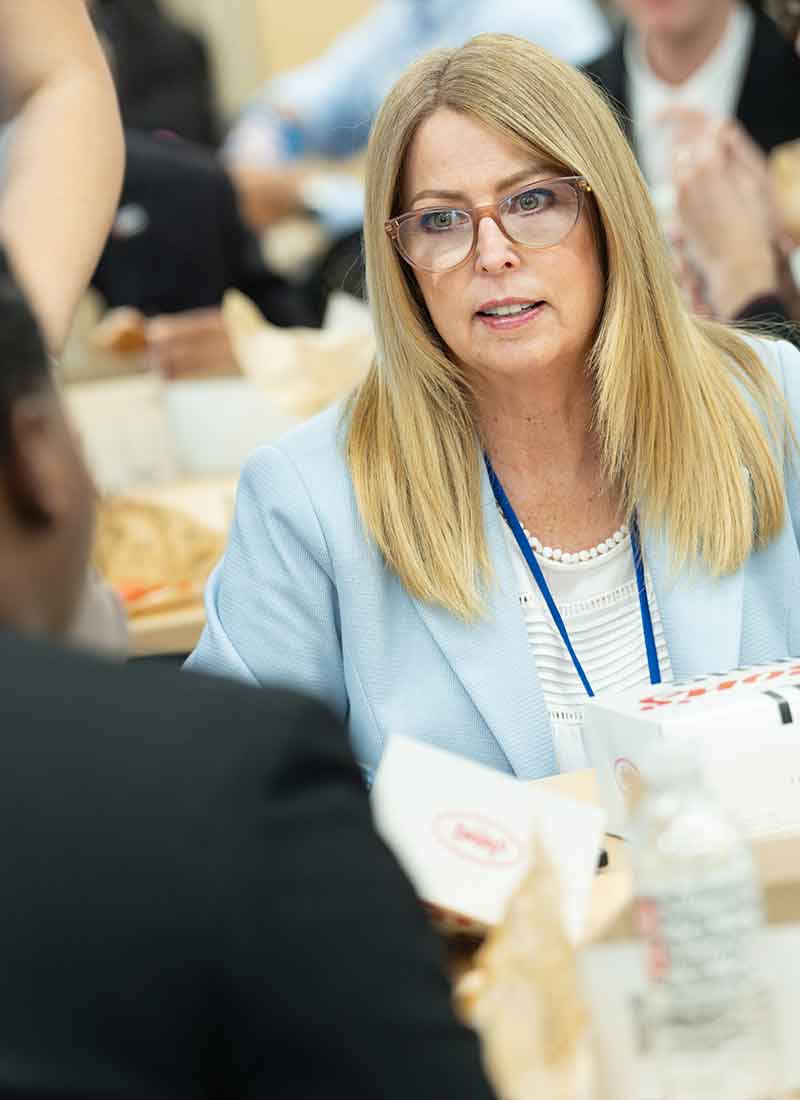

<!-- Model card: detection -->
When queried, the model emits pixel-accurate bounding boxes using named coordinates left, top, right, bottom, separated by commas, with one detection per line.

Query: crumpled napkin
left=222, top=289, right=375, bottom=419
left=455, top=836, right=593, bottom=1100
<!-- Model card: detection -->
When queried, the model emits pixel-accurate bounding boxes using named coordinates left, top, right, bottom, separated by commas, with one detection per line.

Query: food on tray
left=90, top=307, right=148, bottom=354
left=92, top=497, right=225, bottom=617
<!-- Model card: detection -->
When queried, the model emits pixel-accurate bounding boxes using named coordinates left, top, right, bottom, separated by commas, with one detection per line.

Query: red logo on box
left=433, top=812, right=523, bottom=868
left=638, top=665, right=800, bottom=711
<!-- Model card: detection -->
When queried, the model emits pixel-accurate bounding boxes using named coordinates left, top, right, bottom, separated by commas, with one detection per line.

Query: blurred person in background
left=188, top=34, right=800, bottom=787
left=583, top=0, right=800, bottom=228
left=90, top=0, right=218, bottom=147
left=659, top=0, right=800, bottom=328
left=0, top=0, right=124, bottom=354
left=224, top=0, right=612, bottom=239
left=86, top=2, right=322, bottom=381
left=90, top=131, right=325, bottom=381
left=0, top=251, right=497, bottom=1100
left=0, top=0, right=126, bottom=651
left=670, top=118, right=800, bottom=327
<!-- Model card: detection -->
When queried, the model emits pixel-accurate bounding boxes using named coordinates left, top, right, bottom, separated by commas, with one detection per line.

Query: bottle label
left=635, top=867, right=761, bottom=994
left=635, top=897, right=671, bottom=981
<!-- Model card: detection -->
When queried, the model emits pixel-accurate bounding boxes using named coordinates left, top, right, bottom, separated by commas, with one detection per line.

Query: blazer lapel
left=410, top=464, right=557, bottom=778
left=736, top=10, right=800, bottom=153
left=408, top=479, right=746, bottom=772
left=643, top=526, right=744, bottom=681
left=583, top=32, right=632, bottom=143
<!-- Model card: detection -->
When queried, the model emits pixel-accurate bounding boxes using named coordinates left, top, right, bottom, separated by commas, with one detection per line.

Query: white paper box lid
left=587, top=660, right=800, bottom=723
left=370, top=736, right=605, bottom=940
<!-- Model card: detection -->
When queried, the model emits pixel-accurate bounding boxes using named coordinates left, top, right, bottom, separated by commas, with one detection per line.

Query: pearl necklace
left=521, top=522, right=629, bottom=565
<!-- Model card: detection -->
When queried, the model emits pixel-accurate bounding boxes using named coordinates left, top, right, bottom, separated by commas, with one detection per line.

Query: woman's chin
left=465, top=336, right=563, bottom=378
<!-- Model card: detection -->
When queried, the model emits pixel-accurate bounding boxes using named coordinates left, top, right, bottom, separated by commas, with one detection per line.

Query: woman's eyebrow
left=407, top=165, right=552, bottom=208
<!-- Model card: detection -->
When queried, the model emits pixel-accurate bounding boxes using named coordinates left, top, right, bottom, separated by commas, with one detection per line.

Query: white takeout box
left=370, top=736, right=605, bottom=939
left=583, top=660, right=800, bottom=838
left=580, top=834, right=800, bottom=1100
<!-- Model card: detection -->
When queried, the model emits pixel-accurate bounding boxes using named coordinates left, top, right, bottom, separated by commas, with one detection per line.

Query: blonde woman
left=187, top=34, right=800, bottom=785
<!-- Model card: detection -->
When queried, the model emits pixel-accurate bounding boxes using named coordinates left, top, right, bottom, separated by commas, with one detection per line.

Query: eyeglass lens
left=397, top=179, right=582, bottom=272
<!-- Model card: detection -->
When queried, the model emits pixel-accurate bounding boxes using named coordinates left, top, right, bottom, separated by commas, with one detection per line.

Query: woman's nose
left=474, top=214, right=520, bottom=273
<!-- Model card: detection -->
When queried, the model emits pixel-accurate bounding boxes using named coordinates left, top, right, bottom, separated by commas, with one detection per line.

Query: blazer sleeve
left=777, top=338, right=800, bottom=550
left=185, top=445, right=347, bottom=721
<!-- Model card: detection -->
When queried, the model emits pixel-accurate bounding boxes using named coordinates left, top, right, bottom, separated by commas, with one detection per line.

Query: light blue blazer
left=186, top=336, right=800, bottom=784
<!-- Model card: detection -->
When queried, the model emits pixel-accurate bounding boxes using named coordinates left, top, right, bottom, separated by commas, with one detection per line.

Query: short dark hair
left=0, top=251, right=51, bottom=459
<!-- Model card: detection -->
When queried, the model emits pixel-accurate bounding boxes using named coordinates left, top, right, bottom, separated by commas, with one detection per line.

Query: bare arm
left=0, top=1, right=124, bottom=353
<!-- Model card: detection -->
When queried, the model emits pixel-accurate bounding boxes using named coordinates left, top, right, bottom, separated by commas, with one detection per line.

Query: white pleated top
left=501, top=521, right=672, bottom=772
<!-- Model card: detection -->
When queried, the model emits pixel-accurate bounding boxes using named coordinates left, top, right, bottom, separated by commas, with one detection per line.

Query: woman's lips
left=474, top=301, right=545, bottom=330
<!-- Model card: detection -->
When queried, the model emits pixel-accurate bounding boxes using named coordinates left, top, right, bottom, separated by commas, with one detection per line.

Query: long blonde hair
left=347, top=33, right=788, bottom=618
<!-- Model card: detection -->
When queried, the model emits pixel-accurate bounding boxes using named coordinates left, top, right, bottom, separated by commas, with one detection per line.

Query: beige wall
left=258, top=0, right=373, bottom=76
left=161, top=0, right=263, bottom=114
left=161, top=0, right=373, bottom=115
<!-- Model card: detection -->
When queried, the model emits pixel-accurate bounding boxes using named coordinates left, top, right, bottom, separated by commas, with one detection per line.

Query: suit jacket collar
left=409, top=462, right=557, bottom=778
left=736, top=8, right=800, bottom=151
left=583, top=30, right=632, bottom=141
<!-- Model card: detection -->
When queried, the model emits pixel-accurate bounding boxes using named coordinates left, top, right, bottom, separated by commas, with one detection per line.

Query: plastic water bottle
left=629, top=745, right=779, bottom=1100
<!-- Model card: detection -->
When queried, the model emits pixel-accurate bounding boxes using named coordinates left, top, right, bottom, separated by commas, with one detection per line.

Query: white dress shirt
left=625, top=1, right=754, bottom=227
left=501, top=522, right=672, bottom=773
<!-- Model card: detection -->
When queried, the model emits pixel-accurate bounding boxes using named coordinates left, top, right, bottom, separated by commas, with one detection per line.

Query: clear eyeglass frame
left=384, top=176, right=593, bottom=274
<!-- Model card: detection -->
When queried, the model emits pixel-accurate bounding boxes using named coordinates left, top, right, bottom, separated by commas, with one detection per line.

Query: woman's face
left=401, top=108, right=605, bottom=390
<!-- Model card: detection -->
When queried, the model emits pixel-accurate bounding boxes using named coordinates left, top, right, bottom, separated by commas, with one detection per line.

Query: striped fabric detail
left=501, top=522, right=673, bottom=772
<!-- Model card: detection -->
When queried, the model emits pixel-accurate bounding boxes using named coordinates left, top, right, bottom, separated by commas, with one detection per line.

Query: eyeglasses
left=384, top=176, right=592, bottom=274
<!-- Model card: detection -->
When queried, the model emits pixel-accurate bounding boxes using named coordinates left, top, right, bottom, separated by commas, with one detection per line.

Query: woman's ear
left=1, top=393, right=69, bottom=528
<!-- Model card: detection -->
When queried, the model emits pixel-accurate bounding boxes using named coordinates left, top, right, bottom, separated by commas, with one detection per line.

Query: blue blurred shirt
left=224, top=0, right=611, bottom=234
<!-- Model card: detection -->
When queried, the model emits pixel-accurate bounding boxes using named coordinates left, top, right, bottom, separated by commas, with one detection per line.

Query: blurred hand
left=230, top=165, right=306, bottom=230
left=668, top=115, right=780, bottom=318
left=146, top=308, right=242, bottom=380
left=668, top=228, right=714, bottom=316
left=657, top=104, right=714, bottom=153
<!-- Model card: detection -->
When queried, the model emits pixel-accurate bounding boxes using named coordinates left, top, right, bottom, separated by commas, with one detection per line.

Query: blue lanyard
left=485, top=456, right=661, bottom=698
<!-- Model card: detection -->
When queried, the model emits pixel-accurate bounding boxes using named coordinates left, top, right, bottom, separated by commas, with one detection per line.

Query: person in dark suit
left=90, top=0, right=218, bottom=147
left=584, top=0, right=800, bottom=329
left=91, top=131, right=324, bottom=377
left=584, top=0, right=800, bottom=159
left=92, top=130, right=321, bottom=325
left=0, top=255, right=495, bottom=1099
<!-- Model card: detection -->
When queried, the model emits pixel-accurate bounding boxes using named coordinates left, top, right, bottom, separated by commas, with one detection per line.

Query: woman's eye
left=419, top=209, right=461, bottom=231
left=510, top=188, right=552, bottom=214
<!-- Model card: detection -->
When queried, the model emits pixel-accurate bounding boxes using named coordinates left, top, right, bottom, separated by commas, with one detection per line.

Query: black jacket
left=583, top=8, right=800, bottom=154
left=92, top=131, right=322, bottom=327
left=91, top=0, right=218, bottom=147
left=0, top=631, right=494, bottom=1100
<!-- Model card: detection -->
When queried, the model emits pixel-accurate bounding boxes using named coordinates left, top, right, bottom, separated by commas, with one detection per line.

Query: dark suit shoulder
left=582, top=32, right=626, bottom=94
left=737, top=10, right=800, bottom=151
left=0, top=630, right=353, bottom=800
left=581, top=32, right=631, bottom=138
left=123, top=130, right=224, bottom=194
left=0, top=631, right=494, bottom=1099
